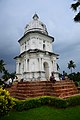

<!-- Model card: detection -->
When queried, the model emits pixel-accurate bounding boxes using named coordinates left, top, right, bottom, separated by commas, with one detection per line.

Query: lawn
left=1, top=106, right=80, bottom=120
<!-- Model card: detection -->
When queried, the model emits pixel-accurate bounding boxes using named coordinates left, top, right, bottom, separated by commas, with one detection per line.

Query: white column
left=25, top=59, right=27, bottom=72
left=24, top=59, right=26, bottom=72
left=16, top=62, right=19, bottom=74
left=41, top=58, right=43, bottom=71
left=51, top=61, right=53, bottom=72
left=54, top=60, right=57, bottom=72
left=39, top=58, right=41, bottom=71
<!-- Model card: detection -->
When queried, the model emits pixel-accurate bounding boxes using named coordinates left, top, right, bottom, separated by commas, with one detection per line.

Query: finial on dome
left=33, top=13, right=39, bottom=20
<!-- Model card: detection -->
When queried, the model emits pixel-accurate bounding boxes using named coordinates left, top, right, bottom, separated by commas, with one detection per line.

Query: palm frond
left=74, top=12, right=80, bottom=22
left=71, top=2, right=80, bottom=11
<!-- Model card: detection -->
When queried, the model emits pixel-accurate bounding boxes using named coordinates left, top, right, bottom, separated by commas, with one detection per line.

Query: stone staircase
left=6, top=82, right=18, bottom=98
left=7, top=80, right=78, bottom=99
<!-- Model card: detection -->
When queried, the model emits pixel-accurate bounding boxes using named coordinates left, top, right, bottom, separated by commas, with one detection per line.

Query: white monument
left=15, top=14, right=59, bottom=81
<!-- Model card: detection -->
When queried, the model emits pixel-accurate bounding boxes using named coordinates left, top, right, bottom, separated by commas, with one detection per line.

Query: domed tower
left=15, top=14, right=59, bottom=81
left=24, top=13, right=48, bottom=35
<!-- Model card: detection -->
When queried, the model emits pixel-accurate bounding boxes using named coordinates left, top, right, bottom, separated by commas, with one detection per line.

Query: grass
left=1, top=106, right=80, bottom=120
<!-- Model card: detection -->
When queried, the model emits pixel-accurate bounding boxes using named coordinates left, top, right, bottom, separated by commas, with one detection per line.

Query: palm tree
left=71, top=0, right=80, bottom=22
left=0, top=59, right=6, bottom=73
left=2, top=70, right=10, bottom=80
left=68, top=60, right=76, bottom=73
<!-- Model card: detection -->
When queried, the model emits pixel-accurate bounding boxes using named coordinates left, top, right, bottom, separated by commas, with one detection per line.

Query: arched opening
left=43, top=62, right=49, bottom=80
left=27, top=59, right=29, bottom=71
left=19, top=63, right=21, bottom=74
left=43, top=44, right=46, bottom=51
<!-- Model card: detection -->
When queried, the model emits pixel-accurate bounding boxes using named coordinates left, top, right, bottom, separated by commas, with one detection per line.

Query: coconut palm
left=71, top=0, right=80, bottom=22
left=68, top=60, right=76, bottom=73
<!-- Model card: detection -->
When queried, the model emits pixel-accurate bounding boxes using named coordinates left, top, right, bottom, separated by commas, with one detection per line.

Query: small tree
left=68, top=60, right=76, bottom=73
left=0, top=88, right=15, bottom=117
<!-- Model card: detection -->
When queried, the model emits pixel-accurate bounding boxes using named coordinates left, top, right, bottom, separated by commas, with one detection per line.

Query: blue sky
left=0, top=0, right=80, bottom=74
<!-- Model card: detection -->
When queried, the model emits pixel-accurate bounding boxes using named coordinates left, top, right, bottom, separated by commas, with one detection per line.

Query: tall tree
left=71, top=0, right=80, bottom=22
left=68, top=60, right=76, bottom=73
left=2, top=70, right=10, bottom=80
left=0, top=59, right=6, bottom=73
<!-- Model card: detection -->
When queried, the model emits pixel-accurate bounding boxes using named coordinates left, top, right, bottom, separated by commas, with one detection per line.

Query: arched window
left=19, top=63, right=21, bottom=73
left=43, top=44, right=45, bottom=50
left=27, top=59, right=29, bottom=71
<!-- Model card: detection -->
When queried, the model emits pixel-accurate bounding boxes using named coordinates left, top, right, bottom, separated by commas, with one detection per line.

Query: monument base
left=7, top=80, right=78, bottom=99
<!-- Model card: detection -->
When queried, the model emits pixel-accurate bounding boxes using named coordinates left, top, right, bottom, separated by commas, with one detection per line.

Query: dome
left=24, top=14, right=48, bottom=35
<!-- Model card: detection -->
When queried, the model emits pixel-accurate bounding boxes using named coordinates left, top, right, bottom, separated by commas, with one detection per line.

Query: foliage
left=68, top=60, right=76, bottom=73
left=71, top=0, right=80, bottom=22
left=13, top=95, right=80, bottom=112
left=2, top=71, right=16, bottom=81
left=0, top=59, right=6, bottom=73
left=0, top=79, right=4, bottom=86
left=0, top=59, right=16, bottom=81
left=66, top=95, right=80, bottom=107
left=1, top=95, right=80, bottom=119
left=13, top=96, right=67, bottom=111
left=74, top=12, right=80, bottom=22
left=48, top=97, right=67, bottom=108
left=13, top=97, right=43, bottom=111
left=1, top=95, right=80, bottom=120
left=2, top=70, right=10, bottom=80
left=0, top=88, right=15, bottom=117
left=68, top=72, right=80, bottom=86
left=9, top=72, right=16, bottom=79
left=13, top=97, right=41, bottom=111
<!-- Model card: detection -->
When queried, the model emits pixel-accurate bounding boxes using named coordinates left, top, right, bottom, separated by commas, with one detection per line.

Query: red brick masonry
left=7, top=80, right=78, bottom=99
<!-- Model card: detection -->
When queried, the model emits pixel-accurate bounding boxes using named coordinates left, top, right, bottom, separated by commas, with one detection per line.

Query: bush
left=39, top=96, right=50, bottom=105
left=39, top=96, right=67, bottom=108
left=13, top=97, right=42, bottom=111
left=66, top=95, right=80, bottom=107
left=13, top=95, right=80, bottom=112
left=0, top=88, right=15, bottom=117
left=13, top=96, right=67, bottom=111
left=48, top=96, right=67, bottom=108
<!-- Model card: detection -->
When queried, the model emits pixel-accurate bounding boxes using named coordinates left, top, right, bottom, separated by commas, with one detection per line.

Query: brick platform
left=7, top=80, right=78, bottom=99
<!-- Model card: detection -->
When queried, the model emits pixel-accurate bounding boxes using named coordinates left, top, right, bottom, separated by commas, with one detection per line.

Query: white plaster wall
left=16, top=32, right=59, bottom=81
left=29, top=58, right=39, bottom=72
left=19, top=33, right=53, bottom=54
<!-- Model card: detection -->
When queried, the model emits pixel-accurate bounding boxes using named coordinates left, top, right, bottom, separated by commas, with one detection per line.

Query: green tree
left=0, top=59, right=6, bottom=73
left=10, top=72, right=16, bottom=79
left=68, top=60, right=76, bottom=73
left=71, top=0, right=80, bottom=22
left=2, top=71, right=16, bottom=81
left=2, top=70, right=10, bottom=80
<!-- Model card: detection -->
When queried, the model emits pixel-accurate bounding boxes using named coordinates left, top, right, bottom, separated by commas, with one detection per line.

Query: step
left=7, top=80, right=78, bottom=99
